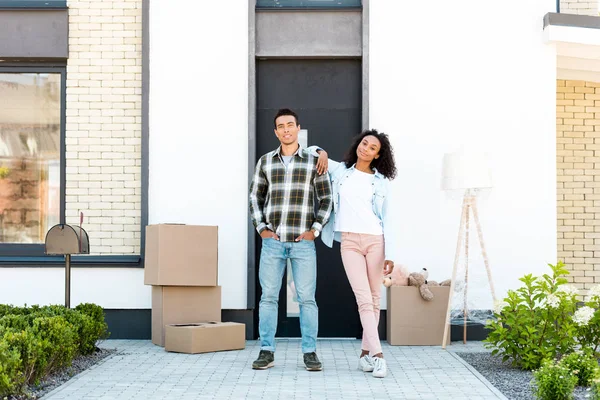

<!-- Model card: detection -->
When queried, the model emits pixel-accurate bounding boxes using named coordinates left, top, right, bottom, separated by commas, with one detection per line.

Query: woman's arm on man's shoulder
left=306, top=145, right=343, bottom=175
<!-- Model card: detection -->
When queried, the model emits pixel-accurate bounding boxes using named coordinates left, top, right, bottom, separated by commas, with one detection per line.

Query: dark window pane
left=0, top=0, right=66, bottom=8
left=0, top=73, right=62, bottom=244
left=257, top=0, right=361, bottom=8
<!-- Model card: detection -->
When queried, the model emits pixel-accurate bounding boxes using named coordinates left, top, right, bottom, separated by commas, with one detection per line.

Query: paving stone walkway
left=41, top=339, right=506, bottom=400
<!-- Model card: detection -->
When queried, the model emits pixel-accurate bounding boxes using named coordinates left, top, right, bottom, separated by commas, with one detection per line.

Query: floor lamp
left=441, top=150, right=496, bottom=349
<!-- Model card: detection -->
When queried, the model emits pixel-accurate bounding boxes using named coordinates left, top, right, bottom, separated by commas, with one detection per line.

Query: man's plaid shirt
left=249, top=145, right=333, bottom=243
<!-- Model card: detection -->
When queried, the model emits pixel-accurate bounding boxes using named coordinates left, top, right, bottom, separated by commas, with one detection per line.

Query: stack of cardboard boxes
left=144, top=224, right=245, bottom=353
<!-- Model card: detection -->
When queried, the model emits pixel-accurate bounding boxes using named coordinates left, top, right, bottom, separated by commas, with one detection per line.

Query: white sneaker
left=358, top=355, right=374, bottom=372
left=372, top=357, right=387, bottom=378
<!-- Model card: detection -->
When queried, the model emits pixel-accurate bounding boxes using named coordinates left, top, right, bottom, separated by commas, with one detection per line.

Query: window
left=0, top=0, right=66, bottom=8
left=256, top=0, right=361, bottom=9
left=0, top=69, right=64, bottom=255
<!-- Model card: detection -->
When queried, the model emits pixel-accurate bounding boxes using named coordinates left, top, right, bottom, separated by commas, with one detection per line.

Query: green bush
left=75, top=303, right=109, bottom=353
left=532, top=359, right=578, bottom=400
left=574, top=285, right=600, bottom=355
left=1, top=317, right=76, bottom=386
left=30, top=316, right=77, bottom=376
left=485, top=262, right=579, bottom=370
left=64, top=311, right=97, bottom=355
left=2, top=304, right=110, bottom=356
left=1, top=327, right=44, bottom=385
left=0, top=304, right=41, bottom=318
left=0, top=304, right=16, bottom=318
left=0, top=337, right=23, bottom=397
left=37, top=306, right=98, bottom=355
left=559, top=350, right=599, bottom=387
left=0, top=314, right=35, bottom=331
left=0, top=303, right=108, bottom=396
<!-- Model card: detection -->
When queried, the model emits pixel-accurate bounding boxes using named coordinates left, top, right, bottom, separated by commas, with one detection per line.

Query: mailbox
left=44, top=220, right=89, bottom=308
left=45, top=224, right=89, bottom=255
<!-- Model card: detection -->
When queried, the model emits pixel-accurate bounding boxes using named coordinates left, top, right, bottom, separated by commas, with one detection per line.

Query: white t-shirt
left=334, top=169, right=383, bottom=235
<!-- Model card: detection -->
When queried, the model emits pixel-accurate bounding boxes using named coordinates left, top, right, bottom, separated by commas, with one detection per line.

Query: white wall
left=0, top=268, right=150, bottom=308
left=546, top=27, right=600, bottom=82
left=371, top=0, right=557, bottom=309
left=148, top=1, right=249, bottom=309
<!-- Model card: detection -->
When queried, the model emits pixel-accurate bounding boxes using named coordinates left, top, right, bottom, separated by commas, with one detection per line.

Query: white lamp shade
left=441, top=150, right=492, bottom=191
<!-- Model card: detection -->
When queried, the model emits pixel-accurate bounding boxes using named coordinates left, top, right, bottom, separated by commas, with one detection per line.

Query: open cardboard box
left=152, top=286, right=221, bottom=346
left=165, top=322, right=246, bottom=354
left=386, top=286, right=450, bottom=346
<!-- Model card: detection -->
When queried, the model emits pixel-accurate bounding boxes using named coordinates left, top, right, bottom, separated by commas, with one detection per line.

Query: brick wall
left=559, top=0, right=599, bottom=16
left=66, top=0, right=142, bottom=255
left=557, top=79, right=600, bottom=299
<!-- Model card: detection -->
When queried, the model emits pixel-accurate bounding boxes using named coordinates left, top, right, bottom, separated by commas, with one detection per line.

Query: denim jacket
left=308, top=146, right=396, bottom=261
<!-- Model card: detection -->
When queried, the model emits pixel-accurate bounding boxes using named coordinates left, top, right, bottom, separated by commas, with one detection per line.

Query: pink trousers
left=340, top=232, right=385, bottom=356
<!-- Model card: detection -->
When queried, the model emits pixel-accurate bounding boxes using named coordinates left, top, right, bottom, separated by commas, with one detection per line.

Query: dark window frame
left=256, top=0, right=361, bottom=10
left=0, top=0, right=67, bottom=9
left=0, top=65, right=66, bottom=257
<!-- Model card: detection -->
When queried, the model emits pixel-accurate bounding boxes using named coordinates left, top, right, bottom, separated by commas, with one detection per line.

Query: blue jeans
left=258, top=238, right=318, bottom=354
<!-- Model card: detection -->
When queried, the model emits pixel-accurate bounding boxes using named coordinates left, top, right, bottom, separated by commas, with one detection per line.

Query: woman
left=309, top=129, right=397, bottom=378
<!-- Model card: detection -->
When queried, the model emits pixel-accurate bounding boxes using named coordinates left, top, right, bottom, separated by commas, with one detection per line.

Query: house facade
left=0, top=0, right=598, bottom=339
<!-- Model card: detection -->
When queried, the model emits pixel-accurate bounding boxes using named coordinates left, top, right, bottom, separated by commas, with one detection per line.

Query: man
left=249, top=108, right=333, bottom=371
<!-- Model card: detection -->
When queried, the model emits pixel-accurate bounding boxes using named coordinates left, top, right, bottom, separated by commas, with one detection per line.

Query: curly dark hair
left=342, top=129, right=397, bottom=180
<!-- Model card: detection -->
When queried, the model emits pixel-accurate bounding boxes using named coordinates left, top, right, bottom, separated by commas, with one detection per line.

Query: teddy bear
left=428, top=278, right=452, bottom=287
left=382, top=264, right=410, bottom=287
left=408, top=268, right=452, bottom=301
left=383, top=266, right=451, bottom=301
left=408, top=268, right=434, bottom=301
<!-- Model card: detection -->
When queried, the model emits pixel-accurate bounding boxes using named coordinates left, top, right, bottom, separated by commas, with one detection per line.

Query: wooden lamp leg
left=442, top=193, right=468, bottom=349
left=471, top=197, right=496, bottom=302
left=463, top=197, right=470, bottom=344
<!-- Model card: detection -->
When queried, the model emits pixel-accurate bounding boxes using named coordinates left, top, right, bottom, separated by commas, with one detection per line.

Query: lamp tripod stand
left=442, top=189, right=496, bottom=349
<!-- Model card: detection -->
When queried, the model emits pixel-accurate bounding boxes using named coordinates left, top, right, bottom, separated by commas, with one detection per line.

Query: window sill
left=0, top=255, right=143, bottom=268
left=256, top=7, right=362, bottom=11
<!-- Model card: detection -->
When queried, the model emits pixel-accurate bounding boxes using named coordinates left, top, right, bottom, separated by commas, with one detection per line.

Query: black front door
left=255, top=59, right=362, bottom=338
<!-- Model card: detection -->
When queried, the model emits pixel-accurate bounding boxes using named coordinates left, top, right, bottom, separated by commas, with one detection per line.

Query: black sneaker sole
left=252, top=361, right=274, bottom=370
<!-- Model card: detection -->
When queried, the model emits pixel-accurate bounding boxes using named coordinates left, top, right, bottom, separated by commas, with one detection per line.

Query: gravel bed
left=6, top=347, right=117, bottom=400
left=456, top=352, right=593, bottom=400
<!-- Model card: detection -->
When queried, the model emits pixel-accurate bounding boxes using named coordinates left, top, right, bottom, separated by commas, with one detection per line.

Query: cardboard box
left=152, top=286, right=221, bottom=346
left=144, top=224, right=218, bottom=286
left=165, top=322, right=246, bottom=354
left=386, top=286, right=450, bottom=346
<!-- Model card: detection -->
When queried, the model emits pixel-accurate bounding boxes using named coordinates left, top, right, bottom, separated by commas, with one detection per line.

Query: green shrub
left=0, top=337, right=23, bottom=397
left=532, top=359, right=578, bottom=400
left=75, top=303, right=109, bottom=353
left=39, top=304, right=108, bottom=355
left=30, top=316, right=77, bottom=376
left=2, top=327, right=44, bottom=385
left=485, top=262, right=579, bottom=370
left=0, top=305, right=39, bottom=318
left=574, top=285, right=600, bottom=355
left=13, top=304, right=109, bottom=355
left=559, top=350, right=599, bottom=387
left=0, top=303, right=108, bottom=396
left=0, top=304, right=16, bottom=318
left=0, top=313, right=37, bottom=331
